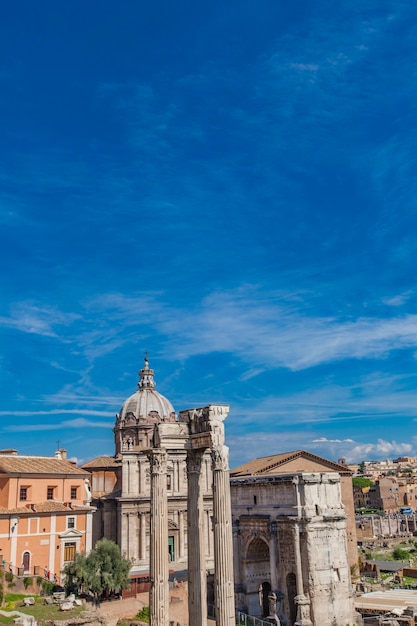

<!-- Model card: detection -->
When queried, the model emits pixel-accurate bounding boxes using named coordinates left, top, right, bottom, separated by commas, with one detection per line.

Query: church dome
left=114, top=358, right=176, bottom=454
left=118, top=357, right=176, bottom=423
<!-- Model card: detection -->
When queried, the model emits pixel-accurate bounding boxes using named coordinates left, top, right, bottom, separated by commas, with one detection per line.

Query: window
left=64, top=542, right=76, bottom=562
left=47, top=487, right=55, bottom=500
left=20, top=487, right=28, bottom=501
left=67, top=517, right=75, bottom=529
left=167, top=475, right=172, bottom=490
left=70, top=486, right=78, bottom=500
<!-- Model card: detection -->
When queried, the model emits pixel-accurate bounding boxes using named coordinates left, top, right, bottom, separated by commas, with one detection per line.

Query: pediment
left=260, top=451, right=351, bottom=475
left=59, top=528, right=83, bottom=539
left=231, top=449, right=351, bottom=477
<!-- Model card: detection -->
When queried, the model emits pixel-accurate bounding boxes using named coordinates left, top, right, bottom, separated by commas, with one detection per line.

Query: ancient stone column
left=120, top=512, right=128, bottom=557
left=187, top=449, right=207, bottom=626
left=269, top=522, right=278, bottom=592
left=293, top=522, right=312, bottom=626
left=139, top=513, right=147, bottom=561
left=179, top=511, right=185, bottom=559
left=148, top=448, right=169, bottom=626
left=212, top=445, right=235, bottom=626
left=128, top=513, right=137, bottom=560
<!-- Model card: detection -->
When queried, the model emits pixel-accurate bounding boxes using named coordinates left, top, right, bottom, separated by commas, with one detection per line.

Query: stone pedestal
left=294, top=594, right=313, bottom=626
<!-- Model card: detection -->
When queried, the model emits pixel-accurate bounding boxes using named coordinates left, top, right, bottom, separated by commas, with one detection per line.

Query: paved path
left=97, top=586, right=189, bottom=626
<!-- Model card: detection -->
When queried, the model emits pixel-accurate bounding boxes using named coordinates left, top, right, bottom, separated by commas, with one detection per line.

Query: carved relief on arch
left=244, top=536, right=270, bottom=562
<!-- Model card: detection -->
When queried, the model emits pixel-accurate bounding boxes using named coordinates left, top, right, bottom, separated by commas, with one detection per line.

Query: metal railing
left=208, top=605, right=272, bottom=626
left=235, top=611, right=273, bottom=626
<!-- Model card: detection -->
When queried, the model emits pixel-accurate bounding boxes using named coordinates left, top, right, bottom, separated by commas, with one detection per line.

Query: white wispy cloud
left=2, top=418, right=113, bottom=432
left=4, top=287, right=417, bottom=377
left=155, top=290, right=417, bottom=371
left=346, top=439, right=413, bottom=462
left=312, top=437, right=355, bottom=443
left=0, top=303, right=80, bottom=338
left=229, top=432, right=413, bottom=467
left=0, top=409, right=112, bottom=417
left=382, top=292, right=414, bottom=307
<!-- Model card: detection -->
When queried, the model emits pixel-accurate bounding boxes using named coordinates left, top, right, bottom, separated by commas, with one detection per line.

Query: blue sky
left=1, top=1, right=417, bottom=468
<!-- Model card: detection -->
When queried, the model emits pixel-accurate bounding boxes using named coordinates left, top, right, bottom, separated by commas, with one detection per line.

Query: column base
left=294, top=594, right=313, bottom=626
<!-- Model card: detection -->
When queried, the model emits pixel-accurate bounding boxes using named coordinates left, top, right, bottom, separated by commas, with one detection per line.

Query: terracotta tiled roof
left=230, top=449, right=352, bottom=477
left=81, top=456, right=121, bottom=469
left=0, top=505, right=33, bottom=515
left=0, top=501, right=94, bottom=515
left=0, top=456, right=90, bottom=476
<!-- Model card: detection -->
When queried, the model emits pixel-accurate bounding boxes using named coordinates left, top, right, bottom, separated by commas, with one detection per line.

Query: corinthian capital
left=147, top=448, right=167, bottom=474
left=211, top=445, right=229, bottom=471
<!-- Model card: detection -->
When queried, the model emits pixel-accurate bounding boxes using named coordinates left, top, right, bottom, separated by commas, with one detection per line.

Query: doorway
left=261, top=581, right=271, bottom=617
left=168, top=536, right=175, bottom=562
left=22, top=551, right=30, bottom=573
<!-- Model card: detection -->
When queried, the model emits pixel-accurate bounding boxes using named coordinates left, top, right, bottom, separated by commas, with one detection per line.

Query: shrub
left=41, top=580, right=55, bottom=595
left=23, top=577, right=32, bottom=590
left=393, top=546, right=409, bottom=561
left=136, top=606, right=150, bottom=623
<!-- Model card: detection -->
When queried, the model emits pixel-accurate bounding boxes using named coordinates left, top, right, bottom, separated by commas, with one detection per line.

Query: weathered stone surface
left=231, top=472, right=357, bottom=626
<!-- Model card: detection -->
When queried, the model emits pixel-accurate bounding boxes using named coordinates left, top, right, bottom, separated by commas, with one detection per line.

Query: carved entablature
left=189, top=433, right=212, bottom=450
left=180, top=404, right=230, bottom=450
left=179, top=404, right=229, bottom=432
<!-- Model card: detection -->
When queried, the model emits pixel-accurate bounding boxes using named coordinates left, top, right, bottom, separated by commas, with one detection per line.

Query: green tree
left=62, top=539, right=131, bottom=603
left=392, top=546, right=409, bottom=561
left=352, top=477, right=373, bottom=489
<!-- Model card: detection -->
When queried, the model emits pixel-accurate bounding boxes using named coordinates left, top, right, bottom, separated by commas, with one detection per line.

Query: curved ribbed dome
left=118, top=357, right=176, bottom=422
